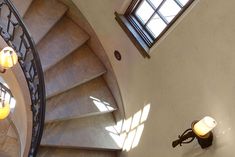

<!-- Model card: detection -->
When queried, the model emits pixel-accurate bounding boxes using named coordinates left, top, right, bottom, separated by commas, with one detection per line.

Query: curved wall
left=72, top=0, right=235, bottom=157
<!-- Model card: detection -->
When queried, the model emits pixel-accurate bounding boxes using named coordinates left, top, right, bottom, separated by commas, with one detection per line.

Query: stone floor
left=0, top=119, right=19, bottom=157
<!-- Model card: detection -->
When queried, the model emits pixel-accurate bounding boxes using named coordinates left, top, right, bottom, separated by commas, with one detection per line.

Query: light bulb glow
left=0, top=47, right=18, bottom=69
left=0, top=101, right=10, bottom=120
left=193, top=116, right=217, bottom=136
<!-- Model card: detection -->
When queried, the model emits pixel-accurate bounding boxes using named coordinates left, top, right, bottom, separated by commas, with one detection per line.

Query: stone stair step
left=36, top=16, right=89, bottom=71
left=11, top=0, right=33, bottom=17
left=6, top=125, right=18, bottom=139
left=23, top=0, right=68, bottom=44
left=0, top=119, right=19, bottom=157
left=41, top=113, right=121, bottom=150
left=1, top=136, right=19, bottom=157
left=45, top=45, right=106, bottom=98
left=0, top=150, right=11, bottom=157
left=38, top=147, right=117, bottom=157
left=45, top=77, right=117, bottom=123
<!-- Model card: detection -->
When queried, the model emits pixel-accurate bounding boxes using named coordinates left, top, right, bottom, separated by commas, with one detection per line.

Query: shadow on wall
left=181, top=121, right=232, bottom=157
left=181, top=144, right=216, bottom=157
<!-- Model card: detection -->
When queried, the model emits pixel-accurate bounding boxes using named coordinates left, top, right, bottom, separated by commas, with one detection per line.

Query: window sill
left=115, top=12, right=150, bottom=58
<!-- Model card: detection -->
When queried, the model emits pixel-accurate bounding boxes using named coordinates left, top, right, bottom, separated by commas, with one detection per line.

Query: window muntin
left=129, top=0, right=194, bottom=44
left=115, top=0, right=194, bottom=58
left=159, top=0, right=181, bottom=23
left=147, top=14, right=167, bottom=37
left=178, top=0, right=190, bottom=6
left=135, top=1, right=154, bottom=24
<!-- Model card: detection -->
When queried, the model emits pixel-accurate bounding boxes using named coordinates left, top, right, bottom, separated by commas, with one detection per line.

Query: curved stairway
left=11, top=0, right=122, bottom=156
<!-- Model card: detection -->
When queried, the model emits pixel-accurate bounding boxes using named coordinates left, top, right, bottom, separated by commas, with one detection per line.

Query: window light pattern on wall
left=134, top=0, right=192, bottom=38
left=105, top=104, right=151, bottom=151
left=89, top=96, right=151, bottom=151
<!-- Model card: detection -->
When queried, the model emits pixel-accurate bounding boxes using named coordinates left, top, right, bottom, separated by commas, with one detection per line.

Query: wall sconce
left=0, top=47, right=18, bottom=73
left=172, top=116, right=217, bottom=149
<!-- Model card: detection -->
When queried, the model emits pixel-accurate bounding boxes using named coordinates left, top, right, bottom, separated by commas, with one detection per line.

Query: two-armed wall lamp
left=0, top=46, right=18, bottom=73
left=172, top=116, right=217, bottom=149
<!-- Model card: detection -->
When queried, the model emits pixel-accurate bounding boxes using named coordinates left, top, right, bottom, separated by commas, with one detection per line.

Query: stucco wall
left=72, top=0, right=235, bottom=157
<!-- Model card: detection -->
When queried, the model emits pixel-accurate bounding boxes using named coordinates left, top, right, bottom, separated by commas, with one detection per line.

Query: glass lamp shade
left=0, top=102, right=10, bottom=120
left=0, top=47, right=18, bottom=69
left=193, top=116, right=217, bottom=137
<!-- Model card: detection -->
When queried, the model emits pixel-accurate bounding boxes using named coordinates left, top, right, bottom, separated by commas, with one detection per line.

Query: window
left=115, top=0, right=194, bottom=58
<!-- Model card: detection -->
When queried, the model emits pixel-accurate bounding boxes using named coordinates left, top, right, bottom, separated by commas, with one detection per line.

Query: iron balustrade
left=0, top=81, right=14, bottom=107
left=0, top=0, right=45, bottom=157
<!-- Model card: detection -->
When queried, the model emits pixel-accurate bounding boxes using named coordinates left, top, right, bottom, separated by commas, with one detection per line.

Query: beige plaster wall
left=72, top=0, right=235, bottom=157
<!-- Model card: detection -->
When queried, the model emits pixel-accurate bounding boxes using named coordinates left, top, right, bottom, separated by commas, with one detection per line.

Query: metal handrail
left=0, top=81, right=13, bottom=103
left=0, top=0, right=46, bottom=157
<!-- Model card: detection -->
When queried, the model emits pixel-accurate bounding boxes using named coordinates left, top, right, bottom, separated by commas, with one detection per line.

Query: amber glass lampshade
left=0, top=47, right=18, bottom=69
left=0, top=101, right=10, bottom=120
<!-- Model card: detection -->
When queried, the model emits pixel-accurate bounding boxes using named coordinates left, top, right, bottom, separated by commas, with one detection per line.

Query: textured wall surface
left=72, top=0, right=235, bottom=157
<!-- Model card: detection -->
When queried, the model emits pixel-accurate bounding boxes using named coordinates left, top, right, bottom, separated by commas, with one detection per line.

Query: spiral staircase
left=1, top=0, right=123, bottom=156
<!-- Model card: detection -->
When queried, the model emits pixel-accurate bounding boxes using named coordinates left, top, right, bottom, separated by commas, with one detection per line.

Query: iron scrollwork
left=0, top=81, right=14, bottom=107
left=0, top=0, right=45, bottom=157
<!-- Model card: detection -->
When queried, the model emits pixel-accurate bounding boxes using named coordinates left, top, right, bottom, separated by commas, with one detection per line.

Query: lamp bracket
left=172, top=121, right=214, bottom=149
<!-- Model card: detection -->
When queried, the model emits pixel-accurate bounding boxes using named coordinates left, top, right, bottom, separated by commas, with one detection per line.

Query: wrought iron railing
left=0, top=0, right=45, bottom=157
left=0, top=81, right=14, bottom=106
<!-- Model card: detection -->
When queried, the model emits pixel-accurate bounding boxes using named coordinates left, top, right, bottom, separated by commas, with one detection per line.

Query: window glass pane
left=147, top=14, right=167, bottom=37
left=135, top=0, right=154, bottom=24
left=178, top=0, right=190, bottom=6
left=149, top=0, right=163, bottom=8
left=159, top=0, right=181, bottom=22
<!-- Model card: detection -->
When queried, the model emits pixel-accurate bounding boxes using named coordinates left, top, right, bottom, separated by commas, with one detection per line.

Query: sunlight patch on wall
left=105, top=103, right=151, bottom=151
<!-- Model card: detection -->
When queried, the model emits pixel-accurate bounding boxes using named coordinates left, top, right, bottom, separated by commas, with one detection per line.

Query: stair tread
left=23, top=0, right=68, bottom=44
left=38, top=147, right=117, bottom=157
left=37, top=16, right=89, bottom=71
left=45, top=77, right=117, bottom=123
left=0, top=119, right=19, bottom=157
left=1, top=136, right=19, bottom=157
left=45, top=45, right=106, bottom=98
left=11, top=0, right=33, bottom=17
left=41, top=113, right=121, bottom=150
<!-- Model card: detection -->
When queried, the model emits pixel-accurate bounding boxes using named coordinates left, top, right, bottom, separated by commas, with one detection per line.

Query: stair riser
left=45, top=110, right=116, bottom=123
left=42, top=113, right=121, bottom=150
left=23, top=0, right=68, bottom=44
left=46, top=72, right=106, bottom=99
left=38, top=147, right=118, bottom=157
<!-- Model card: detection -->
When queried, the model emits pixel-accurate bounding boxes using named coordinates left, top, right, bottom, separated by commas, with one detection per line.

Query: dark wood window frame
left=115, top=0, right=195, bottom=58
